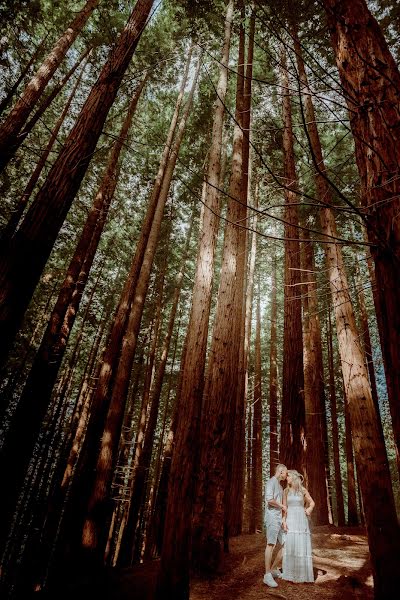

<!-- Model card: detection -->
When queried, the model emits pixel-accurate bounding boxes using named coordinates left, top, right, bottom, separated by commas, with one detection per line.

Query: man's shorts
left=265, top=516, right=285, bottom=546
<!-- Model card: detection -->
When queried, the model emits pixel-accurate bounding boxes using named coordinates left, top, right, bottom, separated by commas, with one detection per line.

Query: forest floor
left=54, top=526, right=372, bottom=600
left=190, top=526, right=373, bottom=600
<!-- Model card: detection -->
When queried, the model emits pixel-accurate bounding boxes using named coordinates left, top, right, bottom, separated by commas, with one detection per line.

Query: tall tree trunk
left=343, top=386, right=358, bottom=526
left=279, top=48, right=305, bottom=472
left=118, top=212, right=194, bottom=567
left=47, top=55, right=192, bottom=577
left=243, top=186, right=258, bottom=529
left=301, top=236, right=330, bottom=524
left=80, top=58, right=200, bottom=566
left=327, top=309, right=345, bottom=526
left=250, top=282, right=263, bottom=533
left=0, top=0, right=154, bottom=369
left=0, top=80, right=145, bottom=552
left=228, top=8, right=255, bottom=539
left=296, top=25, right=400, bottom=595
left=355, top=264, right=380, bottom=414
left=58, top=44, right=192, bottom=492
left=269, top=251, right=278, bottom=476
left=192, top=14, right=245, bottom=574
left=156, top=3, right=233, bottom=596
left=0, top=0, right=99, bottom=170
left=322, top=0, right=400, bottom=476
left=1, top=57, right=89, bottom=242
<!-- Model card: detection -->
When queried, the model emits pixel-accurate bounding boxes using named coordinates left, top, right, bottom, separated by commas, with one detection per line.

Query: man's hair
left=275, top=463, right=287, bottom=474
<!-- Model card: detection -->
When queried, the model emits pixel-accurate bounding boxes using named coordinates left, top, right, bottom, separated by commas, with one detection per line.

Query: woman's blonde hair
left=287, top=469, right=304, bottom=495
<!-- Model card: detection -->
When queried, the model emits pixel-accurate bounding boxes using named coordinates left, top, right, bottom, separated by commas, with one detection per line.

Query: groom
left=263, top=463, right=288, bottom=588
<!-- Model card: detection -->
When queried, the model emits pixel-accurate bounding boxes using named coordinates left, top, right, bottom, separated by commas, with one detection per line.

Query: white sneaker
left=271, top=569, right=282, bottom=578
left=263, top=572, right=278, bottom=587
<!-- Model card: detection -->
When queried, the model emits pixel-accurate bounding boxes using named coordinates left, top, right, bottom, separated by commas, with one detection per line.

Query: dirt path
left=54, top=526, right=372, bottom=599
left=190, top=526, right=373, bottom=600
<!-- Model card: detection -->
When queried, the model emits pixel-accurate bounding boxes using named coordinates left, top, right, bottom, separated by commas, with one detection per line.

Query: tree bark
left=156, top=3, right=233, bottom=596
left=0, top=0, right=154, bottom=369
left=327, top=309, right=345, bottom=526
left=0, top=79, right=145, bottom=552
left=301, top=235, right=330, bottom=525
left=191, top=14, right=245, bottom=574
left=250, top=282, right=263, bottom=533
left=343, top=386, right=358, bottom=526
left=322, top=0, right=400, bottom=477
left=118, top=211, right=194, bottom=567
left=80, top=57, right=200, bottom=566
left=228, top=8, right=255, bottom=539
left=296, top=22, right=400, bottom=594
left=279, top=48, right=305, bottom=473
left=0, top=0, right=99, bottom=171
left=269, top=251, right=278, bottom=476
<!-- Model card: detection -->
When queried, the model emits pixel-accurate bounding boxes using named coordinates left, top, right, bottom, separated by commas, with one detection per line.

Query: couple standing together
left=263, top=464, right=315, bottom=588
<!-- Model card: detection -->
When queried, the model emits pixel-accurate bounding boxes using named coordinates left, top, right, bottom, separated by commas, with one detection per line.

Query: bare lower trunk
left=327, top=309, right=345, bottom=526
left=157, top=4, right=234, bottom=596
left=80, top=58, right=200, bottom=566
left=301, top=235, right=329, bottom=524
left=279, top=48, right=305, bottom=472
left=269, top=252, right=278, bottom=476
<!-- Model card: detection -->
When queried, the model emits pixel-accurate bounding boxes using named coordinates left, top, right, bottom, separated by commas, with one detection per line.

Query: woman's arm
left=282, top=489, right=288, bottom=530
left=303, top=487, right=315, bottom=516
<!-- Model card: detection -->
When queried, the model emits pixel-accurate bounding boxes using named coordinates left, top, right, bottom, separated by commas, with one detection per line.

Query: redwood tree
left=322, top=0, right=400, bottom=474
left=156, top=3, right=234, bottom=596
left=279, top=48, right=305, bottom=472
left=0, top=0, right=99, bottom=171
left=0, top=0, right=154, bottom=369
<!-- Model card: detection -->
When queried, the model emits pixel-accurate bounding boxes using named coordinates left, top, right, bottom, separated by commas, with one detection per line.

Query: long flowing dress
left=282, top=492, right=314, bottom=583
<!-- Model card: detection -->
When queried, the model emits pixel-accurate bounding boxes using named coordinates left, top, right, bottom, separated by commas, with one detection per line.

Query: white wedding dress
left=282, top=492, right=314, bottom=583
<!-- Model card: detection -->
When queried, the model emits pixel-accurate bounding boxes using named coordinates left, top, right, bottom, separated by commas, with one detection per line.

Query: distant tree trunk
left=0, top=0, right=154, bottom=369
left=156, top=3, right=233, bottom=596
left=250, top=282, right=263, bottom=533
left=143, top=315, right=181, bottom=561
left=1, top=57, right=89, bottom=242
left=80, top=58, right=200, bottom=566
left=0, top=0, right=99, bottom=171
left=355, top=265, right=380, bottom=414
left=296, top=22, right=400, bottom=593
left=301, top=236, right=330, bottom=524
left=228, top=8, right=255, bottom=539
left=269, top=252, right=278, bottom=476
left=191, top=14, right=245, bottom=574
left=327, top=309, right=345, bottom=526
left=47, top=55, right=191, bottom=576
left=279, top=48, right=305, bottom=472
left=0, top=80, right=145, bottom=552
left=118, top=212, right=194, bottom=567
left=343, top=386, right=358, bottom=526
left=0, top=34, right=48, bottom=117
left=243, top=186, right=258, bottom=530
left=5, top=49, right=91, bottom=168
left=322, top=0, right=400, bottom=477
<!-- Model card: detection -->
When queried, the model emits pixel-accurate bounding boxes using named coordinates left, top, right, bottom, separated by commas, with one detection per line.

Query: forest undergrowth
left=57, top=526, right=372, bottom=600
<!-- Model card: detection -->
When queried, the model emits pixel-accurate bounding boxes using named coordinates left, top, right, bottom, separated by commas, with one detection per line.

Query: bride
left=281, top=469, right=315, bottom=583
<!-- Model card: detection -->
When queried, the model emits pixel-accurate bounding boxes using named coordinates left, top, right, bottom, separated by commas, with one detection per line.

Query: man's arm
left=265, top=479, right=287, bottom=512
